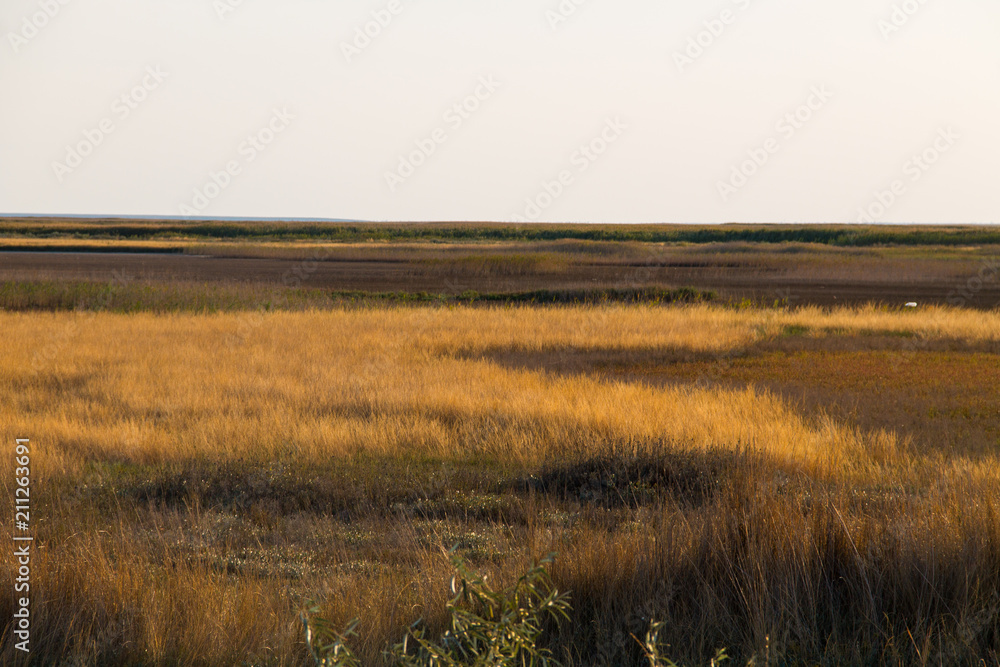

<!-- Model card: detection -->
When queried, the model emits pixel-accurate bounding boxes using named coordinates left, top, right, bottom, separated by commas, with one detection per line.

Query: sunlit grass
left=1, top=304, right=999, bottom=664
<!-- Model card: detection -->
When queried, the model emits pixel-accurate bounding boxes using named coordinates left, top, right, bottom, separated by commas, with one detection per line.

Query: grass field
left=3, top=218, right=1000, bottom=246
left=2, top=221, right=999, bottom=664
left=2, top=300, right=1000, bottom=665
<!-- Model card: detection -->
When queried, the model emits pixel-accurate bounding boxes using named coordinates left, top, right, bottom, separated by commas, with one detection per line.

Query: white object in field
left=904, top=302, right=918, bottom=308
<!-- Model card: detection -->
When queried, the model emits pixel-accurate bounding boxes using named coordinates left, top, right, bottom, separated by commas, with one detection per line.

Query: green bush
left=302, top=551, right=731, bottom=667
left=303, top=550, right=569, bottom=667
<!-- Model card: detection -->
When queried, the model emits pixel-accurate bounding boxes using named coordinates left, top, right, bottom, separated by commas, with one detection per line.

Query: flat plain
left=1, top=220, right=999, bottom=665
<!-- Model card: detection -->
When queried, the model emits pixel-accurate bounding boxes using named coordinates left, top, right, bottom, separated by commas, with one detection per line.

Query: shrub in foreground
left=302, top=551, right=730, bottom=667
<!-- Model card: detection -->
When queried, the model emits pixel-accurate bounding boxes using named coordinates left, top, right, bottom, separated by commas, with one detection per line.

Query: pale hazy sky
left=1, top=0, right=997, bottom=223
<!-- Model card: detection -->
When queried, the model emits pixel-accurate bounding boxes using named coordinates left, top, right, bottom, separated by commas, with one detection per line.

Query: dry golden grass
left=2, top=304, right=999, bottom=664
left=8, top=305, right=963, bottom=470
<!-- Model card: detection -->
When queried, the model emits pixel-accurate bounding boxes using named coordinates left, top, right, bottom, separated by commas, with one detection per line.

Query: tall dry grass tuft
left=0, top=527, right=302, bottom=665
left=549, top=476, right=1000, bottom=664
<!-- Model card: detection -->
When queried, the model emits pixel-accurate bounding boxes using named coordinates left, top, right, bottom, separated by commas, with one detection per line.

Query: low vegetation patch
left=524, top=448, right=746, bottom=508
left=0, top=281, right=716, bottom=312
left=4, top=218, right=1000, bottom=246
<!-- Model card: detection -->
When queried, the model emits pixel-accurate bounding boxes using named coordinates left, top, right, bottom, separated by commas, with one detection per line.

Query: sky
left=1, top=0, right=998, bottom=224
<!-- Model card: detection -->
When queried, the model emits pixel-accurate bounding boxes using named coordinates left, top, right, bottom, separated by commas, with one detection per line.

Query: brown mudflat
left=2, top=249, right=997, bottom=308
